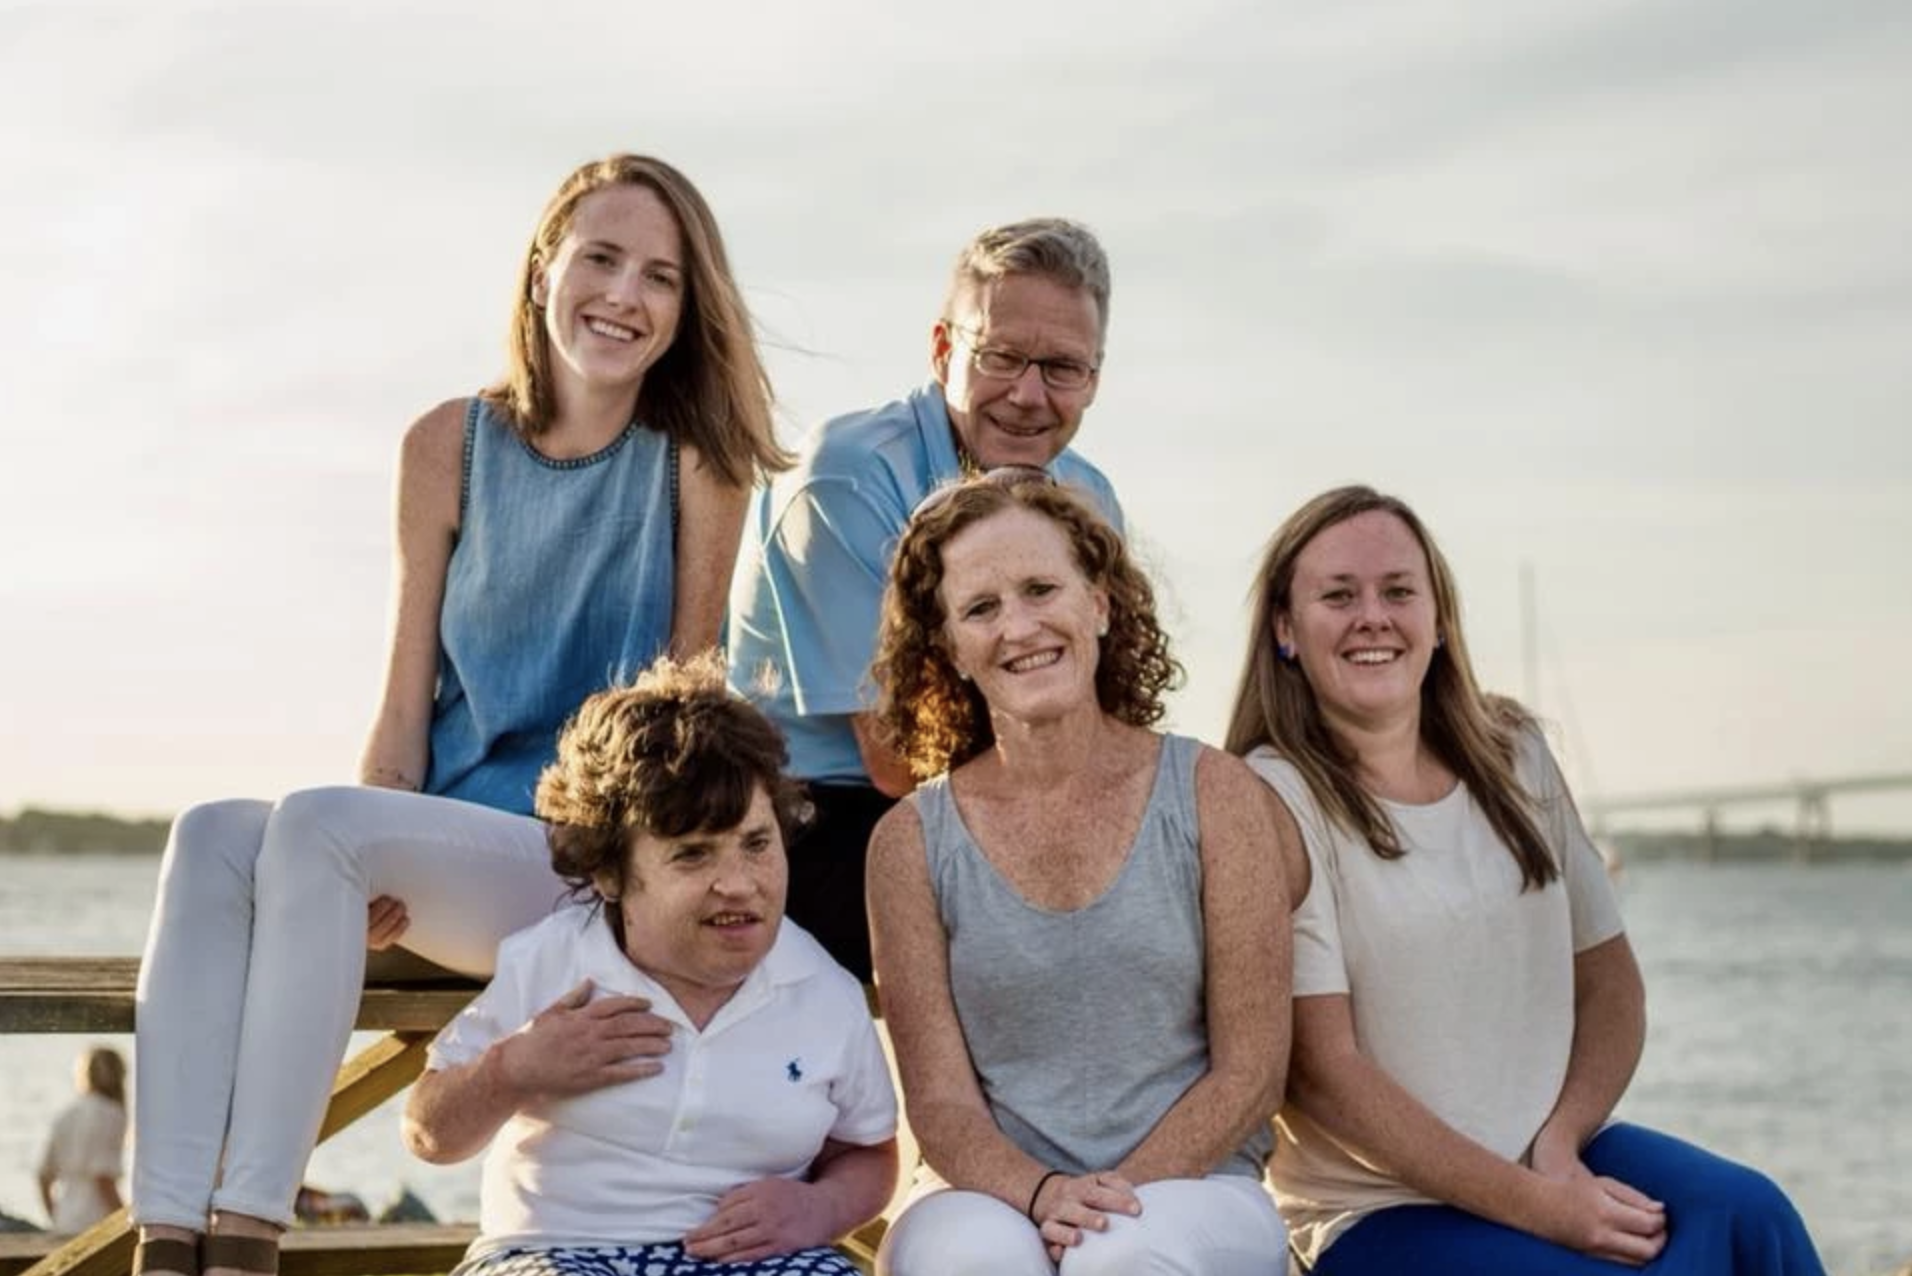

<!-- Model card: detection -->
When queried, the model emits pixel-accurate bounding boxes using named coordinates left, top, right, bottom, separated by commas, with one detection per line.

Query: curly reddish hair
left=534, top=652, right=808, bottom=908
left=872, top=477, right=1179, bottom=779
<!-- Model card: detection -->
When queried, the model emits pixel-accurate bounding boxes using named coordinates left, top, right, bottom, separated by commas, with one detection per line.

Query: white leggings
left=132, top=787, right=565, bottom=1229
left=876, top=1175, right=1288, bottom=1276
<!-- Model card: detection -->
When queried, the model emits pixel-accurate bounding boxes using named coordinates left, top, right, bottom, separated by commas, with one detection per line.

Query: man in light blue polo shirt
left=727, top=218, right=1125, bottom=980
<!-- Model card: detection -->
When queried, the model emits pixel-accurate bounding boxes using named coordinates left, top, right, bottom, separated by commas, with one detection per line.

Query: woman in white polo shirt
left=404, top=653, right=898, bottom=1276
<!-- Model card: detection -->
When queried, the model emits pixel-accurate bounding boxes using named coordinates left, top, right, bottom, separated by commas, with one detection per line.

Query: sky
left=2, top=0, right=1909, bottom=833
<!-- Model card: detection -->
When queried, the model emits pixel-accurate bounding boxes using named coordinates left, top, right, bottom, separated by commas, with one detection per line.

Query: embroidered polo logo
left=786, top=1058, right=803, bottom=1082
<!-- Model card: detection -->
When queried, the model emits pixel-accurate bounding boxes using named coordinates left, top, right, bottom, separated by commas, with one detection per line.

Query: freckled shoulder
left=397, top=397, right=469, bottom=535
left=867, top=797, right=927, bottom=873
left=1194, top=744, right=1303, bottom=908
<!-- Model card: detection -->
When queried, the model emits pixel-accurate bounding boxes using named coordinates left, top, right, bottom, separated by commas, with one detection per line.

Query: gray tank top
left=913, top=732, right=1272, bottom=1179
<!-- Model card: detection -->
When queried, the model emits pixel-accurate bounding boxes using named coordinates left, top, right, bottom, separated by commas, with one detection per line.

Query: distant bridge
left=1583, top=772, right=1912, bottom=861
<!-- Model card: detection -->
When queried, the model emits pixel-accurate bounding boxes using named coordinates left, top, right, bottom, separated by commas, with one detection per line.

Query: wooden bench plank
left=838, top=1216, right=887, bottom=1273
left=3, top=1212, right=131, bottom=1276
left=316, top=1033, right=434, bottom=1141
left=0, top=958, right=481, bottom=1035
left=0, top=1225, right=479, bottom=1276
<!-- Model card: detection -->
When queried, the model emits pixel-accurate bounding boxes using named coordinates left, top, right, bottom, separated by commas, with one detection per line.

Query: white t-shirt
left=38, top=1091, right=126, bottom=1233
left=1247, top=725, right=1625, bottom=1266
left=426, top=906, right=896, bottom=1256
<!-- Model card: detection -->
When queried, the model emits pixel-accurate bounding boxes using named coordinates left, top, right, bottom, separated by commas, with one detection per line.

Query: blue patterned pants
left=457, top=1242, right=860, bottom=1276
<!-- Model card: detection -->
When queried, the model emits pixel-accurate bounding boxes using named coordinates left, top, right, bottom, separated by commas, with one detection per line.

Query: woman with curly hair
left=866, top=471, right=1302, bottom=1275
left=405, top=653, right=898, bottom=1276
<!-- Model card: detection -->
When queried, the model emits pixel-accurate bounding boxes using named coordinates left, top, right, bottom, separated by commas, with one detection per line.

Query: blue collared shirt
left=726, top=381, right=1123, bottom=782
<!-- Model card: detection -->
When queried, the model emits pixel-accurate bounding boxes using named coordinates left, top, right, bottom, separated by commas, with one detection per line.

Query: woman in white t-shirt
left=403, top=653, right=898, bottom=1276
left=39, top=1046, right=128, bottom=1233
left=1224, top=486, right=1823, bottom=1276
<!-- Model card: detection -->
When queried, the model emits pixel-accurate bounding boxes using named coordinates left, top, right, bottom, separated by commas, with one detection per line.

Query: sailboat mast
left=1520, top=560, right=1538, bottom=712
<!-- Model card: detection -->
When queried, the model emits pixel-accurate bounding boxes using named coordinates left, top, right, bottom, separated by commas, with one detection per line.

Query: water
left=1, top=853, right=1907, bottom=1273
left=0, top=852, right=481, bottom=1230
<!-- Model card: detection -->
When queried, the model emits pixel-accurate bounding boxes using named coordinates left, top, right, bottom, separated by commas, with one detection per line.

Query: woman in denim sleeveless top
left=130, top=154, right=791, bottom=1276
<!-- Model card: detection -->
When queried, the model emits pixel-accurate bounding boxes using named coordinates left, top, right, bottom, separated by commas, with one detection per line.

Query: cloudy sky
left=3, top=0, right=1908, bottom=831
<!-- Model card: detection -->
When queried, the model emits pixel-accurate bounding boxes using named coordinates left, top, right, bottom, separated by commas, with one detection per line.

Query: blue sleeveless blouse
left=426, top=397, right=677, bottom=814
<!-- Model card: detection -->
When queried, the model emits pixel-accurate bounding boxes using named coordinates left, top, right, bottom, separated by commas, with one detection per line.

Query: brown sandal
left=201, top=1234, right=279, bottom=1276
left=132, top=1237, right=200, bottom=1276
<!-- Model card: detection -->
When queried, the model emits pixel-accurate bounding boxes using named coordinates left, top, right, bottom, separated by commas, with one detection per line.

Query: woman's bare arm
left=867, top=804, right=1053, bottom=1209
left=1114, top=750, right=1291, bottom=1182
left=1531, top=934, right=1648, bottom=1171
left=668, top=439, right=751, bottom=658
left=359, top=399, right=463, bottom=792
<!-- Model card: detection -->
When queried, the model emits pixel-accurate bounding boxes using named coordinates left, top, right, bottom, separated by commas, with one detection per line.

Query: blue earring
left=1277, top=643, right=1297, bottom=664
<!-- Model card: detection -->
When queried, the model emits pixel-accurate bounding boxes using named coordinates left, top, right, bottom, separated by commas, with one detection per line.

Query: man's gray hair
left=943, top=217, right=1111, bottom=348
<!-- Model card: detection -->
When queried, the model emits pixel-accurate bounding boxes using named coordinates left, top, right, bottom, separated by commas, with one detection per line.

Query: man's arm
left=758, top=482, right=912, bottom=784
left=851, top=713, right=917, bottom=797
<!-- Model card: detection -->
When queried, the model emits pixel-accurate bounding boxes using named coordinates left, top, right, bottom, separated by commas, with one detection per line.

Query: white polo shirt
left=426, top=906, right=897, bottom=1254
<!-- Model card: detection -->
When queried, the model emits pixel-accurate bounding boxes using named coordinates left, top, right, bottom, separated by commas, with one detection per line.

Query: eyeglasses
left=910, top=465, right=1058, bottom=521
left=950, top=326, right=1099, bottom=391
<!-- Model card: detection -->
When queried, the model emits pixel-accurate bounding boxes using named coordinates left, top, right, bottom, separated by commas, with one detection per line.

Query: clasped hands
left=1029, top=1170, right=1142, bottom=1262
left=1531, top=1135, right=1667, bottom=1266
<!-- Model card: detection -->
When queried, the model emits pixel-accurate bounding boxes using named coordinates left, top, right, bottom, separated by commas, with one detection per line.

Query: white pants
left=132, top=788, right=563, bottom=1228
left=877, top=1175, right=1287, bottom=1276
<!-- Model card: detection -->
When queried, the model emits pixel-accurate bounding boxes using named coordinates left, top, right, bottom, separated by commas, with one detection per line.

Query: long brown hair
left=1223, top=485, right=1558, bottom=890
left=873, top=476, right=1178, bottom=778
left=481, top=154, right=791, bottom=486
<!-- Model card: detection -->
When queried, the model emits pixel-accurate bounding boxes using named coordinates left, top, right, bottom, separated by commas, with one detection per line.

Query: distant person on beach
left=38, top=1046, right=128, bottom=1234
left=131, top=154, right=791, bottom=1276
left=865, top=474, right=1296, bottom=1274
left=1225, top=485, right=1825, bottom=1276
left=405, top=654, right=897, bottom=1276
left=727, top=217, right=1124, bottom=982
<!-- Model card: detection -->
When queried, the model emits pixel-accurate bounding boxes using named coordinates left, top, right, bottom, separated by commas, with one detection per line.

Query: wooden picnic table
left=0, top=957, right=888, bottom=1275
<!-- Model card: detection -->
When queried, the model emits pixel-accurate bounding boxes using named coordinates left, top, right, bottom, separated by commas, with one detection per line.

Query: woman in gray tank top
left=865, top=472, right=1307, bottom=1275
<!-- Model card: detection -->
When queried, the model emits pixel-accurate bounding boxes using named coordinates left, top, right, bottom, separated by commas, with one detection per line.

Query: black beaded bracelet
left=1026, top=1169, right=1066, bottom=1221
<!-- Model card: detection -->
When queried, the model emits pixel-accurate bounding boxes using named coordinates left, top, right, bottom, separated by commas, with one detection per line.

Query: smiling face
left=1276, top=510, right=1439, bottom=734
left=601, top=785, right=787, bottom=1019
left=936, top=504, right=1110, bottom=727
left=932, top=273, right=1101, bottom=469
left=532, top=183, right=685, bottom=403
